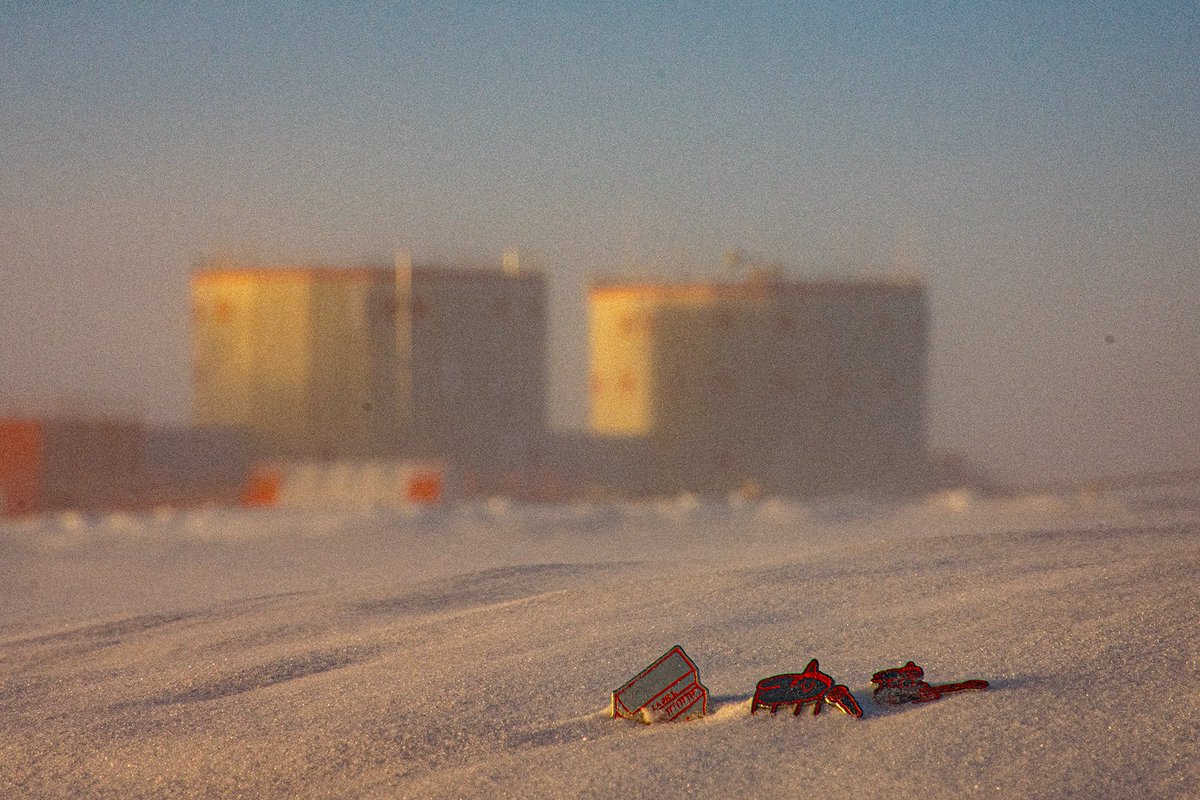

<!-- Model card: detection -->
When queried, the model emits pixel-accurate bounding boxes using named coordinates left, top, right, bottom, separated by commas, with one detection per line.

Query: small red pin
left=870, top=661, right=989, bottom=705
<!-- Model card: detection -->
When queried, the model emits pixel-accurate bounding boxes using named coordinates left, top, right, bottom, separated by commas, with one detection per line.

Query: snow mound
left=1, top=495, right=1197, bottom=798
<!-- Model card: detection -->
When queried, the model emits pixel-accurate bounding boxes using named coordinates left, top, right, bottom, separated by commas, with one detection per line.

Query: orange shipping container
left=0, top=420, right=44, bottom=516
left=0, top=417, right=144, bottom=516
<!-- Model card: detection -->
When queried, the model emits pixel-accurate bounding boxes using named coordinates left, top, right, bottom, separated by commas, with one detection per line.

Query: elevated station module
left=588, top=271, right=929, bottom=495
left=192, top=253, right=546, bottom=470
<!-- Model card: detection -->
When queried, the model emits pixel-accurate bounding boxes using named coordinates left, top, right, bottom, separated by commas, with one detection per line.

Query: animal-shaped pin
left=870, top=661, right=989, bottom=705
left=751, top=659, right=863, bottom=718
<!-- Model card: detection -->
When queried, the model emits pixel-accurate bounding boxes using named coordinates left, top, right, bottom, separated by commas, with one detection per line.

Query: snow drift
left=1, top=490, right=1197, bottom=798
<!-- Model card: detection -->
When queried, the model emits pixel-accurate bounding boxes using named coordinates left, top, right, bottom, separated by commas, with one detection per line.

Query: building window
left=769, top=368, right=794, bottom=393
left=620, top=313, right=636, bottom=336
left=831, top=370, right=850, bottom=397
left=373, top=296, right=399, bottom=320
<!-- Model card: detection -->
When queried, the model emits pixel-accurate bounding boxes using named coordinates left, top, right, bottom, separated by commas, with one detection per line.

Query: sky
left=2, top=1, right=1197, bottom=482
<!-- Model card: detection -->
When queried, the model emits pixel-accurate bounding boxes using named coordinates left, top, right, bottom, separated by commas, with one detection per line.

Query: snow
left=1, top=490, right=1197, bottom=798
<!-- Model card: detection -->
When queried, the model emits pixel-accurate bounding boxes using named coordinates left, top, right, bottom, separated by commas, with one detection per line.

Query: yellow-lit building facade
left=192, top=256, right=546, bottom=467
left=588, top=274, right=928, bottom=495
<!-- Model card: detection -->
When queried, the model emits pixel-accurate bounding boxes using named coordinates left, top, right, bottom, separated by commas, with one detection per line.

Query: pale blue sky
left=2, top=2, right=1197, bottom=480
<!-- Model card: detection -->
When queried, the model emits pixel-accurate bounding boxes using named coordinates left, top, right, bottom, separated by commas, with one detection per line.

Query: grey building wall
left=589, top=277, right=929, bottom=496
left=193, top=258, right=548, bottom=469
left=404, top=267, right=547, bottom=469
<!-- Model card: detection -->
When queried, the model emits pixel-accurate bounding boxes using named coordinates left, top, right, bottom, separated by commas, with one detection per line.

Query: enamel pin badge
left=611, top=645, right=708, bottom=723
left=751, top=659, right=863, bottom=718
left=870, top=661, right=989, bottom=705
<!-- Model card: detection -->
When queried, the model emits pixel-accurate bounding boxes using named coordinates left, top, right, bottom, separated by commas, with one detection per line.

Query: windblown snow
left=2, top=489, right=1197, bottom=798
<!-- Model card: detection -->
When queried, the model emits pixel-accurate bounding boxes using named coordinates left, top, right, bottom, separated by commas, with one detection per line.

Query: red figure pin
left=751, top=659, right=863, bottom=718
left=870, top=661, right=989, bottom=705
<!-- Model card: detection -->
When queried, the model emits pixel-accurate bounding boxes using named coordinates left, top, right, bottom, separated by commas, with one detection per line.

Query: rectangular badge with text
left=611, top=645, right=708, bottom=723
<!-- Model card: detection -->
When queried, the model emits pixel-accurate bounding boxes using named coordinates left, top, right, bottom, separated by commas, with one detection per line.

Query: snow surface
left=2, top=489, right=1197, bottom=798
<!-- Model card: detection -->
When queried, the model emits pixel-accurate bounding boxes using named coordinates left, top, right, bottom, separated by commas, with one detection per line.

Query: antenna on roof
left=722, top=247, right=744, bottom=277
left=394, top=248, right=412, bottom=274
left=502, top=249, right=520, bottom=276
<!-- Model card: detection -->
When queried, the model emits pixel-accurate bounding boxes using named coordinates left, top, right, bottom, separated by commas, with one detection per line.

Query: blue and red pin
left=751, top=659, right=863, bottom=718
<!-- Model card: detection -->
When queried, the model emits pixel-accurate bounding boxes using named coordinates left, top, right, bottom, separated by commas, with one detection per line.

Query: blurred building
left=588, top=271, right=929, bottom=495
left=192, top=253, right=547, bottom=470
left=143, top=424, right=257, bottom=504
left=0, top=417, right=144, bottom=515
left=241, top=460, right=454, bottom=509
